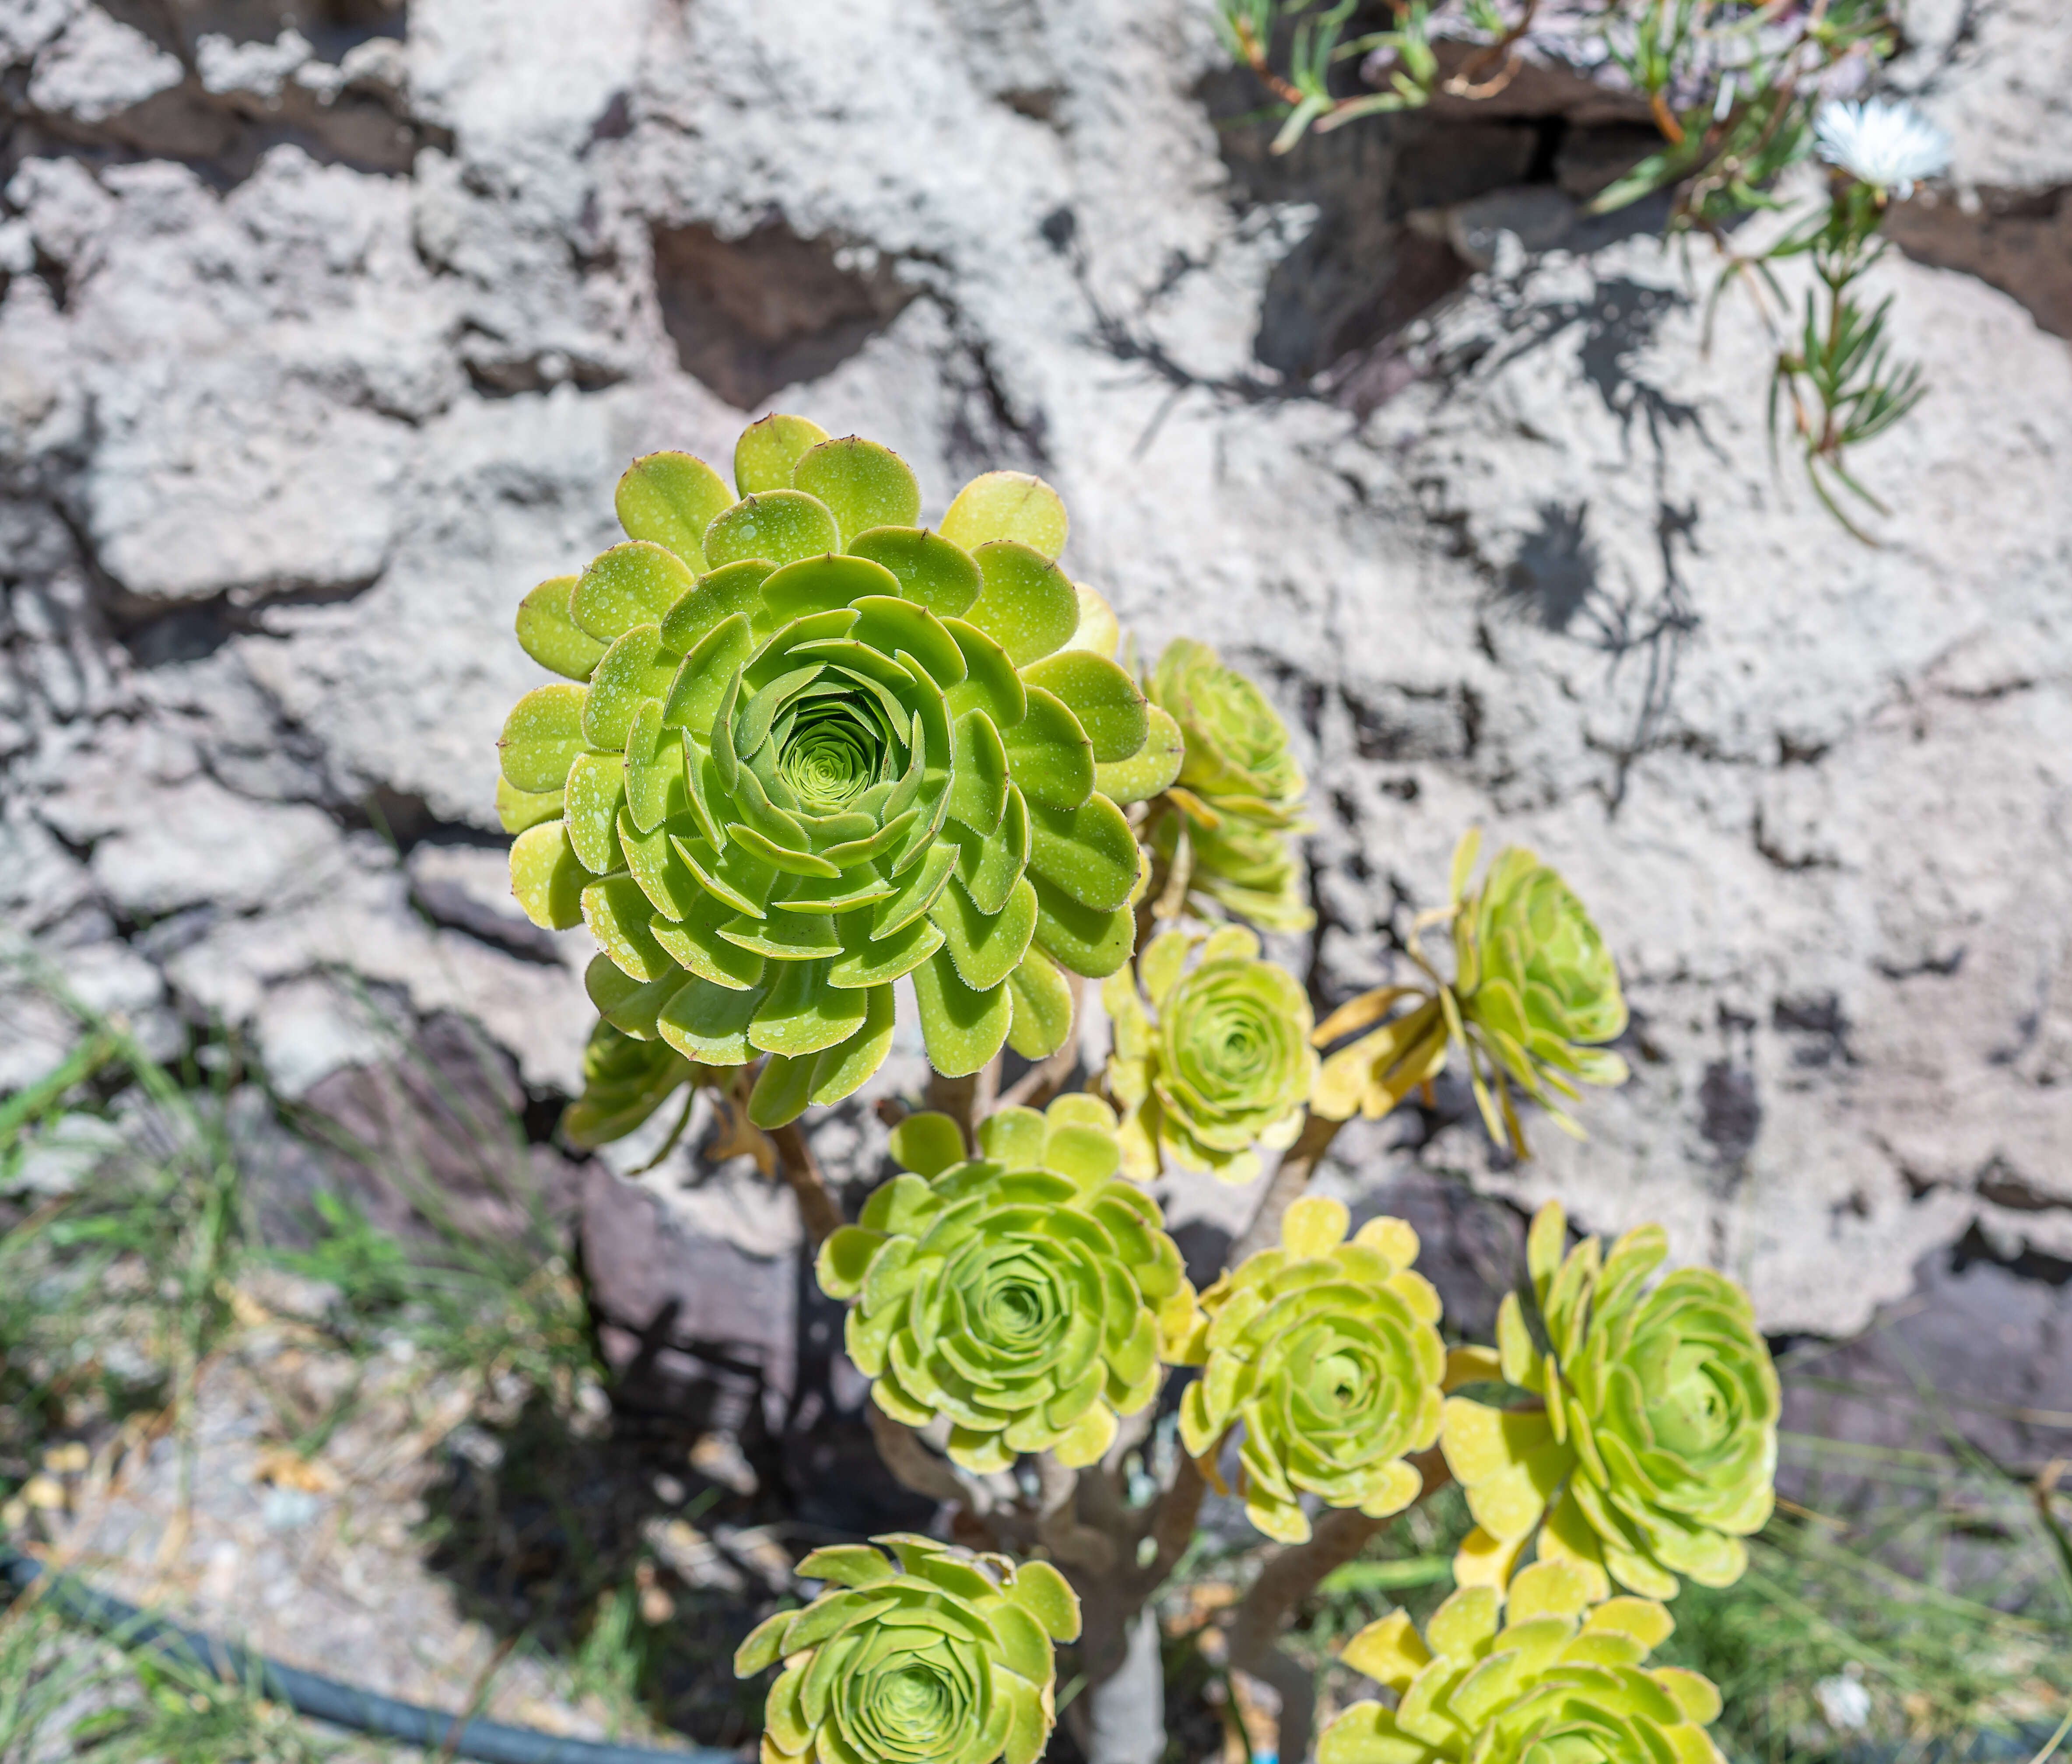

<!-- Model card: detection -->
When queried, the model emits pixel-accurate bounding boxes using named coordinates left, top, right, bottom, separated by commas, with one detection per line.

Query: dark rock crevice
left=1196, top=38, right=1668, bottom=406
left=2, top=0, right=448, bottom=191
left=650, top=217, right=920, bottom=410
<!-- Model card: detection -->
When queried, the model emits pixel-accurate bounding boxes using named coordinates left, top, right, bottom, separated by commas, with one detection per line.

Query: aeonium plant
left=1311, top=830, right=1629, bottom=1157
left=499, top=414, right=1163, bottom=1132
left=498, top=420, right=1770, bottom=1764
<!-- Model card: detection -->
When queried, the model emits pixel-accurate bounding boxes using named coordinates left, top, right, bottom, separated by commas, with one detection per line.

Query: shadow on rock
left=416, top=1162, right=935, bottom=1743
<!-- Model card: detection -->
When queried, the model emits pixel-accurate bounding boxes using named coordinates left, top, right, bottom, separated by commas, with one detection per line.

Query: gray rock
left=25, top=7, right=183, bottom=123
left=2, top=0, right=2068, bottom=1340
left=1425, top=184, right=1579, bottom=270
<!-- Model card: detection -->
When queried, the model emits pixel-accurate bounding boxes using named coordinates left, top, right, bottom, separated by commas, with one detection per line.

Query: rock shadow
left=414, top=1163, right=933, bottom=1744
left=6, top=0, right=449, bottom=189
left=1496, top=501, right=1599, bottom=633
left=1188, top=33, right=1670, bottom=405
left=652, top=220, right=919, bottom=410
left=1775, top=1226, right=2072, bottom=1606
left=1887, top=183, right=2072, bottom=341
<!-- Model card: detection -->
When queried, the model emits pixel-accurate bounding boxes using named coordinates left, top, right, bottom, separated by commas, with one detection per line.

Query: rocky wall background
left=3, top=0, right=2068, bottom=1340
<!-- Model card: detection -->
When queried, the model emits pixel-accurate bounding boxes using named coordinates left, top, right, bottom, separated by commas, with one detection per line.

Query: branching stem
left=1229, top=1110, right=1345, bottom=1265
left=926, top=1062, right=999, bottom=1155
left=1225, top=1449, right=1451, bottom=1764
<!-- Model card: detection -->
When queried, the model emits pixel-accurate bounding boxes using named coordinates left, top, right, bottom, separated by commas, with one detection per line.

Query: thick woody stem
left=864, top=1406, right=998, bottom=1515
left=1228, top=1523, right=1376, bottom=1764
left=926, top=1060, right=999, bottom=1154
left=1140, top=1452, right=1207, bottom=1592
left=1225, top=1449, right=1451, bottom=1764
left=1034, top=1453, right=1119, bottom=1575
left=767, top=1119, right=843, bottom=1248
left=1228, top=1109, right=1345, bottom=1266
left=1082, top=1608, right=1165, bottom=1764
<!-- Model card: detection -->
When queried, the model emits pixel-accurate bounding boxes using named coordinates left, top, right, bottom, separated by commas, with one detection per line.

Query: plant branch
left=1139, top=1451, right=1207, bottom=1593
left=1035, top=1453, right=1120, bottom=1575
left=767, top=1119, right=843, bottom=1247
left=1228, top=1109, right=1345, bottom=1265
left=864, top=1405, right=999, bottom=1514
left=1224, top=1449, right=1449, bottom=1764
left=1232, top=12, right=1307, bottom=108
left=926, top=1061, right=999, bottom=1155
left=1441, top=0, right=1539, bottom=99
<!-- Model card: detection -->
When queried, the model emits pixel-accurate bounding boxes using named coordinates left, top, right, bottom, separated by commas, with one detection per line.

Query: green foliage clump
left=1441, top=1203, right=1780, bottom=1602
left=500, top=415, right=1157, bottom=1130
left=813, top=1096, right=1201, bottom=1473
left=1105, top=923, right=1317, bottom=1184
left=1313, top=831, right=1627, bottom=1154
left=1217, top=2, right=1941, bottom=528
left=735, top=1534, right=1080, bottom=1764
left=1320, top=1565, right=1725, bottom=1764
left=1177, top=1196, right=1445, bottom=1543
left=1145, top=638, right=1313, bottom=932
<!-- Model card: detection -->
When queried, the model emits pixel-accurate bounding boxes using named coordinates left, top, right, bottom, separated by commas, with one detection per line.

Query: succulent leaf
left=498, top=419, right=1158, bottom=1136
left=1179, top=1198, right=1444, bottom=1543
left=1440, top=1203, right=1778, bottom=1602
left=509, top=823, right=586, bottom=930
left=1103, top=926, right=1318, bottom=1183
left=940, top=470, right=1069, bottom=560
left=733, top=413, right=830, bottom=495
left=1320, top=1567, right=1725, bottom=1764
left=515, top=575, right=606, bottom=681
left=813, top=1096, right=1199, bottom=1470
left=614, top=451, right=734, bottom=570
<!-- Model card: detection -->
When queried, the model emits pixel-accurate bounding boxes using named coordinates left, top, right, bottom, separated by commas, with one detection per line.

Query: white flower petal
left=1813, top=98, right=1953, bottom=195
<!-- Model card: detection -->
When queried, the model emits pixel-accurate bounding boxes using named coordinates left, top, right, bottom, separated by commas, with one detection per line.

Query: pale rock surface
left=2, top=0, right=2068, bottom=1333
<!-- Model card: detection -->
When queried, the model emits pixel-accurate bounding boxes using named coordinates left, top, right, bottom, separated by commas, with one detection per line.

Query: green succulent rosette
left=1176, top=1196, right=1444, bottom=1543
left=1103, top=924, right=1318, bottom=1184
left=1440, top=1202, right=1779, bottom=1601
left=1144, top=638, right=1313, bottom=932
left=814, top=1095, right=1201, bottom=1473
left=500, top=415, right=1157, bottom=1130
left=735, top=1533, right=1081, bottom=1764
left=1319, top=1564, right=1725, bottom=1764
left=561, top=1018, right=700, bottom=1149
left=1312, top=830, right=1628, bottom=1155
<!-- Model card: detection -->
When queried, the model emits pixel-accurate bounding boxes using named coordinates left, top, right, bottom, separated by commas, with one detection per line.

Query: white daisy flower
left=1813, top=97, right=1953, bottom=199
